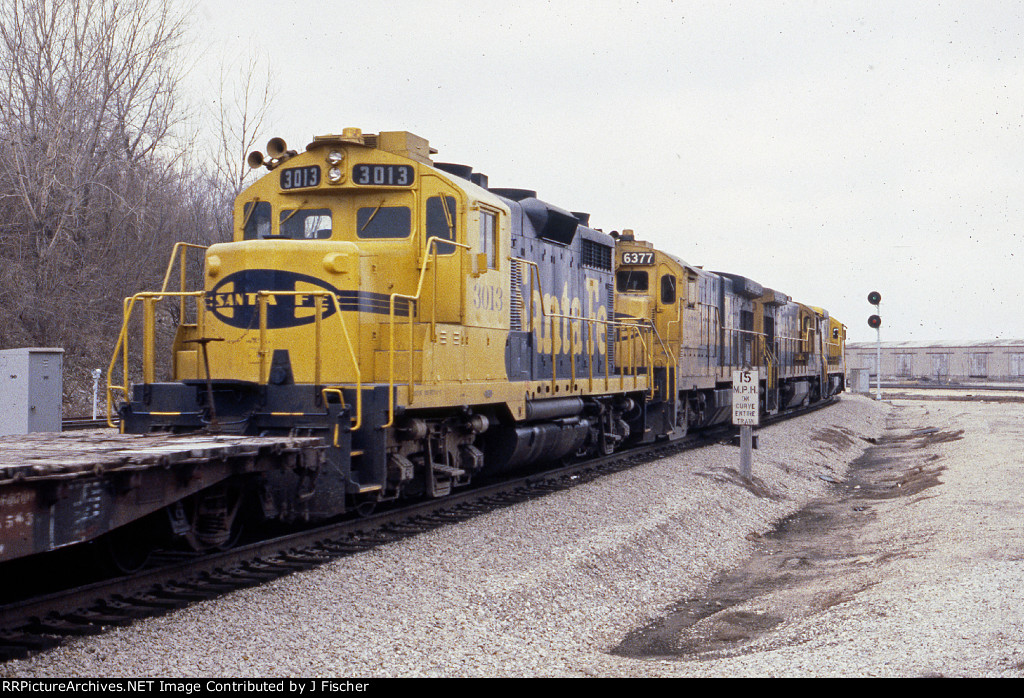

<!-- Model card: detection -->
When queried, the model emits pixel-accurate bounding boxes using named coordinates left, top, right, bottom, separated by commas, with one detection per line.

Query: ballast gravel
left=4, top=394, right=1023, bottom=677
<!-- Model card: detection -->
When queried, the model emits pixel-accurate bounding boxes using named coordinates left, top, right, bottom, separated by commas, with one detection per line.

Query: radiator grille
left=510, top=258, right=524, bottom=332
left=581, top=239, right=612, bottom=270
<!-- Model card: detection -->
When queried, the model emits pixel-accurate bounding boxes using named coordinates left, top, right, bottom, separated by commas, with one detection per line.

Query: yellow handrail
left=665, top=302, right=683, bottom=401
left=158, top=243, right=209, bottom=293
left=107, top=242, right=210, bottom=423
left=253, top=290, right=363, bottom=432
left=320, top=387, right=346, bottom=447
left=383, top=236, right=471, bottom=429
left=106, top=289, right=363, bottom=435
left=158, top=243, right=209, bottom=322
left=634, top=317, right=671, bottom=400
left=612, top=319, right=657, bottom=399
left=106, top=291, right=204, bottom=428
left=511, top=256, right=656, bottom=396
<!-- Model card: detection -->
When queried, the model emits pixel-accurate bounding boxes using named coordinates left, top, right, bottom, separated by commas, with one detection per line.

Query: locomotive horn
left=247, top=150, right=266, bottom=170
left=267, top=137, right=288, bottom=158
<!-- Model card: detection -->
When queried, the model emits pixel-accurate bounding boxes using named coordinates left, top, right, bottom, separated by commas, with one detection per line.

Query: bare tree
left=213, top=53, right=274, bottom=194
left=0, top=0, right=196, bottom=382
left=0, top=0, right=279, bottom=412
left=0, top=0, right=191, bottom=258
left=205, top=50, right=275, bottom=235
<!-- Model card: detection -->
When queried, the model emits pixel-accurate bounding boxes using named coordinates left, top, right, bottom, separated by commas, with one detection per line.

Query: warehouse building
left=846, top=340, right=1024, bottom=383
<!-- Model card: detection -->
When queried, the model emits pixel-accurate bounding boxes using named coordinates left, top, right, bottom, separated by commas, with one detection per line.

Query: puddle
left=613, top=419, right=961, bottom=661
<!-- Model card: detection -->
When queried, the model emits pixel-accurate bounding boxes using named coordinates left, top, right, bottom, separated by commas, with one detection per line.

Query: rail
left=382, top=250, right=661, bottom=429
left=106, top=290, right=203, bottom=427
left=107, top=243, right=210, bottom=425
left=764, top=344, right=779, bottom=395
left=642, top=316, right=674, bottom=400
left=722, top=324, right=767, bottom=375
left=665, top=302, right=683, bottom=400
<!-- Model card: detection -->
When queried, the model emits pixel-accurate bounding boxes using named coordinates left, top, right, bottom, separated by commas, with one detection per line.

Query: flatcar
left=0, top=128, right=845, bottom=569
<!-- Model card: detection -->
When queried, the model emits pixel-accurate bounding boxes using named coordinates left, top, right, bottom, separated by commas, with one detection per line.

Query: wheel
left=180, top=486, right=246, bottom=552
left=100, top=521, right=155, bottom=575
left=354, top=499, right=377, bottom=517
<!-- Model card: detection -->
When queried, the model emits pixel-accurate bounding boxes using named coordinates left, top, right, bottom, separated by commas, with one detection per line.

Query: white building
left=846, top=340, right=1024, bottom=383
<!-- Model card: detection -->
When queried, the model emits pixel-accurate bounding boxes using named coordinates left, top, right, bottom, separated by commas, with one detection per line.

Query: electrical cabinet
left=0, top=348, right=63, bottom=435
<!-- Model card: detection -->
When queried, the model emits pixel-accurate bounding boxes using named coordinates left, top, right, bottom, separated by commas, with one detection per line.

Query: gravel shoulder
left=3, top=394, right=1022, bottom=678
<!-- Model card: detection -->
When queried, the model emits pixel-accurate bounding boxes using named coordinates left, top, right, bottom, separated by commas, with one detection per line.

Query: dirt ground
left=616, top=397, right=1024, bottom=676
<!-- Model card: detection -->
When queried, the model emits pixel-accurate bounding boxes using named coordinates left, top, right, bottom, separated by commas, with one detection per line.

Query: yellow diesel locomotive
left=613, top=230, right=846, bottom=435
left=109, top=128, right=844, bottom=541
left=113, top=129, right=653, bottom=528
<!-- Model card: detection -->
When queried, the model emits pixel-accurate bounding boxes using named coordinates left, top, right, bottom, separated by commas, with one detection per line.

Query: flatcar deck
left=0, top=431, right=322, bottom=481
left=0, top=431, right=327, bottom=564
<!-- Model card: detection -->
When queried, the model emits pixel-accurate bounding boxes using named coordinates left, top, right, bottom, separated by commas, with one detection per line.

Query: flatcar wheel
left=182, top=487, right=246, bottom=552
left=354, top=498, right=377, bottom=517
left=100, top=523, right=155, bottom=575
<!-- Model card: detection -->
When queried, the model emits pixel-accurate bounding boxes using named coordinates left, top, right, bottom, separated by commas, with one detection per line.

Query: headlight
left=327, top=150, right=344, bottom=165
left=328, top=167, right=343, bottom=183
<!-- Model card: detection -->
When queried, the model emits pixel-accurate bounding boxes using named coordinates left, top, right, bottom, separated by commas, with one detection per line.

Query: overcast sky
left=193, top=0, right=1024, bottom=344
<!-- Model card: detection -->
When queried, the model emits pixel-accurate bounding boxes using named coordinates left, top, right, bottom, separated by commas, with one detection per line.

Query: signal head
left=868, top=291, right=882, bottom=306
left=868, top=314, right=882, bottom=329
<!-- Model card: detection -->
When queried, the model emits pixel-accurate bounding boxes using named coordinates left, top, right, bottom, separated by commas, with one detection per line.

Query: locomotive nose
left=194, top=240, right=364, bottom=386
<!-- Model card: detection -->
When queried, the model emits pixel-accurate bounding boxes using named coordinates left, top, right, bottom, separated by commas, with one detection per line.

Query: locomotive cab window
left=480, top=209, right=497, bottom=269
left=616, top=270, right=648, bottom=292
left=356, top=205, right=411, bottom=239
left=661, top=274, right=676, bottom=304
left=426, top=195, right=458, bottom=255
left=280, top=208, right=332, bottom=239
left=242, top=201, right=272, bottom=240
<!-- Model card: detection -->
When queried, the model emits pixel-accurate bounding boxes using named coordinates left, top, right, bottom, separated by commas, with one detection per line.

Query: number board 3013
left=280, top=165, right=321, bottom=190
left=352, top=164, right=414, bottom=186
left=620, top=251, right=654, bottom=265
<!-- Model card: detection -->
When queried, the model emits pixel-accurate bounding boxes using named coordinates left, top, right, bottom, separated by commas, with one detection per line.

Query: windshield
left=280, top=208, right=332, bottom=239
left=616, top=270, right=649, bottom=292
left=243, top=201, right=272, bottom=239
left=356, top=205, right=411, bottom=238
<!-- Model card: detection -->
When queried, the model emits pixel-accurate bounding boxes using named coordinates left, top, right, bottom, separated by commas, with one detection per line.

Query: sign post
left=732, top=369, right=759, bottom=479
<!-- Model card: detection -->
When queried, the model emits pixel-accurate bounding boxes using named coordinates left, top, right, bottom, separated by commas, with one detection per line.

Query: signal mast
left=868, top=291, right=882, bottom=400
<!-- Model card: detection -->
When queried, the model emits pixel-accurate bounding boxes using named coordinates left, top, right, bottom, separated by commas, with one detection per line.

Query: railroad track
left=879, top=388, right=1024, bottom=403
left=60, top=418, right=115, bottom=431
left=1, top=399, right=836, bottom=661
left=879, top=382, right=1024, bottom=392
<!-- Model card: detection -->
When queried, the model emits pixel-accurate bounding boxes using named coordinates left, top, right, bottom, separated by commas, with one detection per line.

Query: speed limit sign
left=732, top=369, right=759, bottom=426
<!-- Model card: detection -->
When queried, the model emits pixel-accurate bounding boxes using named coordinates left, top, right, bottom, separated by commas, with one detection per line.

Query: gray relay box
left=0, top=348, right=64, bottom=435
left=847, top=367, right=872, bottom=394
